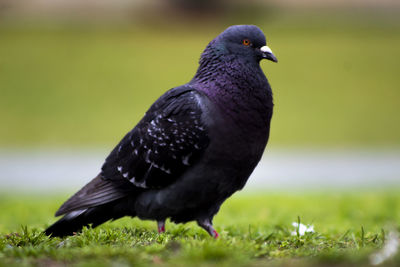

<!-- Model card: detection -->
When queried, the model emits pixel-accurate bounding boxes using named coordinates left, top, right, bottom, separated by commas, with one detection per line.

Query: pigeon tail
left=55, top=175, right=136, bottom=216
left=45, top=200, right=131, bottom=237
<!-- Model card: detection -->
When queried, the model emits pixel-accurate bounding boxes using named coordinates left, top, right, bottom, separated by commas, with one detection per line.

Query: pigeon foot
left=197, top=218, right=218, bottom=238
left=212, top=230, right=219, bottom=239
left=157, top=220, right=165, bottom=233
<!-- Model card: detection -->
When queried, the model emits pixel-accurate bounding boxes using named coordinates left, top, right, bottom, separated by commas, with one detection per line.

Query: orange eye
left=242, top=39, right=251, bottom=46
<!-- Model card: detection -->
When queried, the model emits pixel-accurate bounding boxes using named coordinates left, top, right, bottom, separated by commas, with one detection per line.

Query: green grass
left=1, top=11, right=400, bottom=148
left=1, top=191, right=399, bottom=266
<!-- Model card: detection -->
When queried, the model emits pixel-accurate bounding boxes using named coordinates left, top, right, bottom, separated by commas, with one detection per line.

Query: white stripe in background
left=0, top=149, right=399, bottom=192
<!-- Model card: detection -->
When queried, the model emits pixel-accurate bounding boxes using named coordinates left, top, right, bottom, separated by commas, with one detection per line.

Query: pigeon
left=45, top=25, right=277, bottom=238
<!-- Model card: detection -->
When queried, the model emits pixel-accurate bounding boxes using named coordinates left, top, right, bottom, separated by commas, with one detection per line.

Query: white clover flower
left=291, top=222, right=314, bottom=236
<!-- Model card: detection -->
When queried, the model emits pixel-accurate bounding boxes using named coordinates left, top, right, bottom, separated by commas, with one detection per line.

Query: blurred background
left=0, top=0, right=399, bottom=192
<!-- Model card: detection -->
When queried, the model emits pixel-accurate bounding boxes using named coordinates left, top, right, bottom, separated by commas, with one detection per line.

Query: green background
left=1, top=12, right=399, bottom=149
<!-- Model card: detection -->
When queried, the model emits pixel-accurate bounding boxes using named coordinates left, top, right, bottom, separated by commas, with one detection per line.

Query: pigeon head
left=213, top=25, right=278, bottom=63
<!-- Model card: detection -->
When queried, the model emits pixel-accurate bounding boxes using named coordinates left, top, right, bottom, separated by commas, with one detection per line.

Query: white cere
left=260, top=45, right=273, bottom=54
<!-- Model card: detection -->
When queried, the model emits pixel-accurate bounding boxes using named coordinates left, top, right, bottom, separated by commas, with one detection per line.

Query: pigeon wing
left=101, top=86, right=210, bottom=189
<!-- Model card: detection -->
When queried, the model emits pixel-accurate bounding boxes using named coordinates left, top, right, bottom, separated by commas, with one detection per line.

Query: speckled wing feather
left=101, top=86, right=210, bottom=189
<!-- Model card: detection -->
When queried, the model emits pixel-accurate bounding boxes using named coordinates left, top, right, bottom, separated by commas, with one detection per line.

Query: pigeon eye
left=242, top=39, right=251, bottom=46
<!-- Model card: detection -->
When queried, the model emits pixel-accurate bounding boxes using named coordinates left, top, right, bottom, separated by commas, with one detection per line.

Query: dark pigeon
left=45, top=25, right=277, bottom=238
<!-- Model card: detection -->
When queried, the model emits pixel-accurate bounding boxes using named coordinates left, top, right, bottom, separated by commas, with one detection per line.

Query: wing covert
left=100, top=86, right=209, bottom=189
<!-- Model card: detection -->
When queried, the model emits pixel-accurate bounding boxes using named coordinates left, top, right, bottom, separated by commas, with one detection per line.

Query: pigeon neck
left=192, top=41, right=270, bottom=93
left=191, top=45, right=273, bottom=134
left=191, top=43, right=273, bottom=103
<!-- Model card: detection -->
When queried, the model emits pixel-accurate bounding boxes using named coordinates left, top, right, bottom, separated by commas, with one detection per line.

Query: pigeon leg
left=197, top=218, right=219, bottom=238
left=157, top=220, right=165, bottom=233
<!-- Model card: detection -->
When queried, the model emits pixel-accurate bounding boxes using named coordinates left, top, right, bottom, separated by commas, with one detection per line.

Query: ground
left=1, top=191, right=399, bottom=266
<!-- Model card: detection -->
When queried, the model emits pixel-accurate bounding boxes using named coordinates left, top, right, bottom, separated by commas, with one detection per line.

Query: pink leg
left=157, top=220, right=165, bottom=233
left=197, top=218, right=219, bottom=239
left=212, top=229, right=219, bottom=239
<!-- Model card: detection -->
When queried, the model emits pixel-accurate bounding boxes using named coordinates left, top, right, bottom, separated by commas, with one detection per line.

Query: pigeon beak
left=260, top=46, right=278, bottom=63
